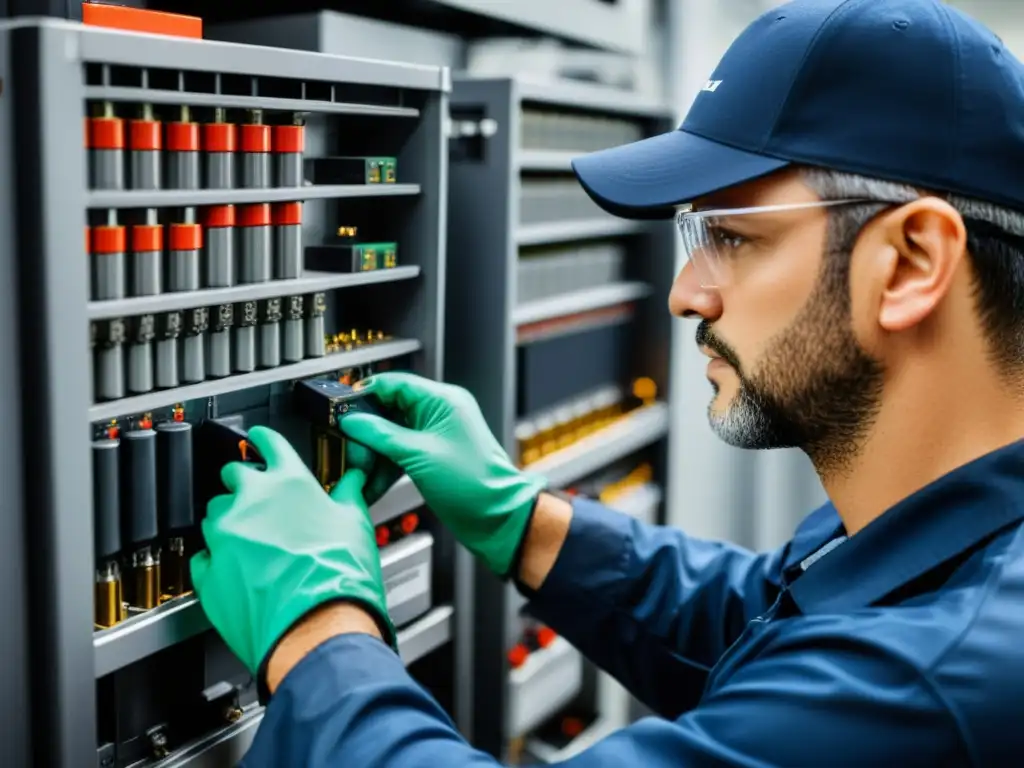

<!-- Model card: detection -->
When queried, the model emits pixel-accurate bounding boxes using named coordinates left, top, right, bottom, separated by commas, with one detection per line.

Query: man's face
left=669, top=170, right=884, bottom=470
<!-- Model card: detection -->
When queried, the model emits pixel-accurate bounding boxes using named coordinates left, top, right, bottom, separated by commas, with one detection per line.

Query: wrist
left=517, top=491, right=573, bottom=590
left=265, top=601, right=383, bottom=695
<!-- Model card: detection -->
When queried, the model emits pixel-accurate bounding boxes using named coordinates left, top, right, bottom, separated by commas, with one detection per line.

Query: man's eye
left=709, top=227, right=748, bottom=251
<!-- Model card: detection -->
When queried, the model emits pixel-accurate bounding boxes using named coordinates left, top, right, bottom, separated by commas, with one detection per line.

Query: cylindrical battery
left=156, top=421, right=194, bottom=534
left=304, top=292, right=327, bottom=357
left=120, top=427, right=159, bottom=546
left=258, top=299, right=282, bottom=369
left=165, top=107, right=200, bottom=190
left=283, top=296, right=305, bottom=362
left=240, top=112, right=271, bottom=188
left=90, top=222, right=126, bottom=300
left=203, top=111, right=236, bottom=190
left=239, top=204, right=272, bottom=283
left=130, top=217, right=163, bottom=297
left=88, top=103, right=125, bottom=190
left=93, top=437, right=121, bottom=561
left=94, top=318, right=126, bottom=401
left=127, top=315, right=156, bottom=394
left=272, top=202, right=302, bottom=279
left=167, top=219, right=202, bottom=292
left=234, top=301, right=258, bottom=372
left=129, top=105, right=161, bottom=190
left=181, top=307, right=209, bottom=383
left=207, top=304, right=233, bottom=378
left=272, top=122, right=305, bottom=187
left=155, top=312, right=182, bottom=389
left=203, top=205, right=236, bottom=288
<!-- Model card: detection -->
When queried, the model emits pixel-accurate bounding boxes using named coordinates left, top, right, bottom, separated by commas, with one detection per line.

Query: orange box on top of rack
left=81, top=2, right=202, bottom=40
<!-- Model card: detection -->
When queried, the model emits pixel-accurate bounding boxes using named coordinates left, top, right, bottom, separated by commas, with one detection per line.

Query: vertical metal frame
left=445, top=77, right=518, bottom=753
left=447, top=75, right=678, bottom=757
left=0, top=23, right=32, bottom=768
left=12, top=22, right=97, bottom=766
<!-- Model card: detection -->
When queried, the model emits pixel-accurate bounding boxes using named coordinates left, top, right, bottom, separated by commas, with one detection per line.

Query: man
left=192, top=0, right=1024, bottom=764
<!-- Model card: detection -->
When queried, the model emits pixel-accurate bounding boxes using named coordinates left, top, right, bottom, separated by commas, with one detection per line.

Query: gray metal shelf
left=518, top=149, right=578, bottom=171
left=87, top=183, right=421, bottom=209
left=88, top=266, right=421, bottom=320
left=88, top=338, right=422, bottom=422
left=445, top=75, right=676, bottom=757
left=84, top=86, right=422, bottom=119
left=516, top=217, right=647, bottom=246
left=94, top=475, right=427, bottom=679
left=150, top=605, right=454, bottom=767
left=527, top=403, right=671, bottom=488
left=512, top=281, right=651, bottom=326
left=398, top=605, right=455, bottom=665
left=4, top=19, right=452, bottom=766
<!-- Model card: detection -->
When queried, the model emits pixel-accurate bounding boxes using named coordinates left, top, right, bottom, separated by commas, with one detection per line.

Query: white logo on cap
left=702, top=80, right=723, bottom=93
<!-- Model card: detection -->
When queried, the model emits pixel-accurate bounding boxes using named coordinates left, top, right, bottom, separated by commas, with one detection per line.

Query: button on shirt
left=242, top=440, right=1024, bottom=767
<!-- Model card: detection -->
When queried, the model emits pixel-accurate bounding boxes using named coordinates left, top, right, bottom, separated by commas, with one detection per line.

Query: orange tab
left=82, top=3, right=202, bottom=40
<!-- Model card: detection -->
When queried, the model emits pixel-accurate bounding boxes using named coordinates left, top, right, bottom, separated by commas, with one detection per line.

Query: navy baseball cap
left=572, top=0, right=1024, bottom=220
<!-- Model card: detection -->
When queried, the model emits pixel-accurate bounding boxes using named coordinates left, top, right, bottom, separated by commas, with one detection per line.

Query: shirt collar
left=787, top=439, right=1024, bottom=614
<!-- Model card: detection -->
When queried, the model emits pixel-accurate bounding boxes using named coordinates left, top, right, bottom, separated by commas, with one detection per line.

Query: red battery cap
left=130, top=224, right=164, bottom=252
left=272, top=124, right=305, bottom=153
left=271, top=202, right=303, bottom=226
left=507, top=644, right=529, bottom=669
left=240, top=123, right=271, bottom=153
left=129, top=119, right=162, bottom=151
left=91, top=225, right=127, bottom=255
left=238, top=203, right=272, bottom=227
left=203, top=205, right=236, bottom=228
left=399, top=512, right=419, bottom=535
left=165, top=121, right=200, bottom=152
left=169, top=223, right=203, bottom=251
left=536, top=627, right=557, bottom=648
left=88, top=116, right=125, bottom=150
left=375, top=525, right=391, bottom=548
left=202, top=122, right=237, bottom=153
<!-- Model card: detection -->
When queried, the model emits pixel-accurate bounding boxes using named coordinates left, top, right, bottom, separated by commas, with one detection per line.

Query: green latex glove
left=341, top=373, right=547, bottom=577
left=190, top=425, right=396, bottom=680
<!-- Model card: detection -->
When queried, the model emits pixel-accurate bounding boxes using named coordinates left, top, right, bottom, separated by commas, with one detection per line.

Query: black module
left=156, top=421, right=194, bottom=534
left=192, top=420, right=266, bottom=512
left=92, top=437, right=121, bottom=561
left=293, top=378, right=392, bottom=429
left=303, top=155, right=393, bottom=185
left=120, top=428, right=159, bottom=545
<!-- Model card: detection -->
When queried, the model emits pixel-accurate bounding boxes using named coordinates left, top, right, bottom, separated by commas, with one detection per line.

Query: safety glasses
left=675, top=198, right=882, bottom=288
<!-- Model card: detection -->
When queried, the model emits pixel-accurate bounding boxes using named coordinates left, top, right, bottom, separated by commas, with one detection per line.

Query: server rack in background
left=445, top=75, right=676, bottom=761
left=5, top=18, right=453, bottom=766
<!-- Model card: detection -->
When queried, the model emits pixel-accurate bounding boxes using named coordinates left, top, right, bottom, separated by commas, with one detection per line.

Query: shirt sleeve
left=516, top=497, right=784, bottom=717
left=240, top=628, right=969, bottom=768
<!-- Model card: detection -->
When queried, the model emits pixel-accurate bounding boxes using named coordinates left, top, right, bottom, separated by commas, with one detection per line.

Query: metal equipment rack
left=445, top=75, right=677, bottom=759
left=2, top=18, right=451, bottom=766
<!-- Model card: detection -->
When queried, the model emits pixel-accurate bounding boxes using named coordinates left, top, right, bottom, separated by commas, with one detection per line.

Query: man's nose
left=668, top=260, right=722, bottom=320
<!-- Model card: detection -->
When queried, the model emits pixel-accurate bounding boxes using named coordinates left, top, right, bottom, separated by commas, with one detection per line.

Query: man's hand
left=341, top=372, right=547, bottom=578
left=190, top=426, right=395, bottom=685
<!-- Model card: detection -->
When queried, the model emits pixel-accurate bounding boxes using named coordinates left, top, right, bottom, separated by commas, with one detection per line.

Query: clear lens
left=676, top=210, right=725, bottom=288
left=675, top=199, right=876, bottom=289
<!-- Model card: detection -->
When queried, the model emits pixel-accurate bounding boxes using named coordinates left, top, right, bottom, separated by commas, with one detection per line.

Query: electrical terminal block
left=304, top=155, right=397, bottom=185
left=306, top=225, right=398, bottom=273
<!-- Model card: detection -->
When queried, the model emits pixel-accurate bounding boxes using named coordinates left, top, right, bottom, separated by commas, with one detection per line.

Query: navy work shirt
left=241, top=441, right=1024, bottom=766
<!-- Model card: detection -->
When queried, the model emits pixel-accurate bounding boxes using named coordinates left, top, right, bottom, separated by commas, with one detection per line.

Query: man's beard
left=697, top=273, right=884, bottom=476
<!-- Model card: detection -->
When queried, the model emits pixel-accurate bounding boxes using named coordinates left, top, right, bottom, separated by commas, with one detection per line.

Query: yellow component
left=131, top=559, right=160, bottom=611
left=368, top=163, right=381, bottom=183
left=94, top=573, right=123, bottom=629
left=337, top=226, right=358, bottom=238
left=383, top=248, right=397, bottom=268
left=633, top=377, right=658, bottom=406
left=360, top=248, right=377, bottom=271
left=384, top=165, right=397, bottom=183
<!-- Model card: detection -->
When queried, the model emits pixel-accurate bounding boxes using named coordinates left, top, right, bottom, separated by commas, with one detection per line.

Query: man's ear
left=874, top=197, right=967, bottom=333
